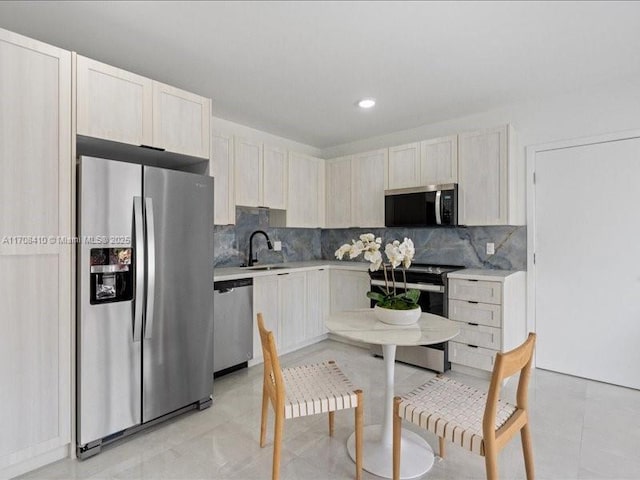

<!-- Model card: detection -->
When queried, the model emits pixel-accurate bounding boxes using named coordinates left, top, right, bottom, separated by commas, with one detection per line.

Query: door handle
left=133, top=197, right=144, bottom=342
left=144, top=197, right=156, bottom=339
left=435, top=190, right=442, bottom=225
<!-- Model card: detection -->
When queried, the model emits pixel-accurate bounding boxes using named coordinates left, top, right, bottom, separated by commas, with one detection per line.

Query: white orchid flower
left=364, top=249, right=383, bottom=271
left=335, top=243, right=352, bottom=260
left=349, top=240, right=365, bottom=259
left=385, top=242, right=403, bottom=268
left=359, top=233, right=375, bottom=243
left=399, top=238, right=415, bottom=268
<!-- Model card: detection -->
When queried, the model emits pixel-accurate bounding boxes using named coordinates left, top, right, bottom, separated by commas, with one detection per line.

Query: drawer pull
left=467, top=279, right=479, bottom=282
left=277, top=273, right=290, bottom=276
left=467, top=301, right=479, bottom=304
left=467, top=344, right=479, bottom=349
left=467, top=322, right=479, bottom=326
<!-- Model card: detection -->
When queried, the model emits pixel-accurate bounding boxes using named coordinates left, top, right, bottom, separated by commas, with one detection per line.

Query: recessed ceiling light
left=357, top=98, right=376, bottom=109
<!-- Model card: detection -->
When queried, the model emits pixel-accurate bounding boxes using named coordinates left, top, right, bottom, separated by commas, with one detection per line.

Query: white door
left=533, top=135, right=640, bottom=389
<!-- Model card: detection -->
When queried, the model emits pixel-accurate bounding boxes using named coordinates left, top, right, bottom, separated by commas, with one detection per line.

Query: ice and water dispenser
left=89, top=248, right=134, bottom=304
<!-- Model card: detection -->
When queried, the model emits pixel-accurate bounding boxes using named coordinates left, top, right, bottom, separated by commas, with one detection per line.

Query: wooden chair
left=393, top=333, right=536, bottom=480
left=257, top=313, right=364, bottom=480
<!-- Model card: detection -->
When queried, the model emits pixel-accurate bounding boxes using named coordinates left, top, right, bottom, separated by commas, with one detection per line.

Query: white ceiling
left=1, top=1, right=639, bottom=149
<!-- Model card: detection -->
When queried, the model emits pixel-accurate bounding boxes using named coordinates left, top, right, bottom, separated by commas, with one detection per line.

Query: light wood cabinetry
left=387, top=142, right=421, bottom=189
left=287, top=152, right=325, bottom=227
left=330, top=269, right=371, bottom=313
left=252, top=268, right=330, bottom=363
left=447, top=270, right=526, bottom=374
left=234, top=138, right=287, bottom=209
left=210, top=130, right=235, bottom=225
left=325, top=149, right=386, bottom=228
left=458, top=125, right=521, bottom=225
left=76, top=55, right=210, bottom=158
left=0, top=29, right=72, bottom=476
left=325, top=156, right=352, bottom=228
left=234, top=137, right=262, bottom=207
left=420, top=135, right=458, bottom=185
left=351, top=149, right=386, bottom=227
left=262, top=144, right=287, bottom=210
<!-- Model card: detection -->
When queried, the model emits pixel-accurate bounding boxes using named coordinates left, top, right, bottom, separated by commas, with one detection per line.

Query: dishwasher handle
left=214, top=277, right=253, bottom=291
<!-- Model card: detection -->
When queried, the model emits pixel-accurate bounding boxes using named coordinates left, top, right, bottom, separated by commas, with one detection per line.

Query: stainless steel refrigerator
left=77, top=156, right=214, bottom=458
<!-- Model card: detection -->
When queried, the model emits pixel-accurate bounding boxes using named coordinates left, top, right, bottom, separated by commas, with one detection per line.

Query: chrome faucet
left=248, top=230, right=273, bottom=266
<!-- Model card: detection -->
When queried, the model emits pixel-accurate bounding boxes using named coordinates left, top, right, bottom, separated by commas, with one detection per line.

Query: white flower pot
left=374, top=305, right=421, bottom=326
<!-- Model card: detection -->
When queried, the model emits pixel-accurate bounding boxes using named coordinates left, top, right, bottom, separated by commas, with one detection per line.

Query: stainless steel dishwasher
left=213, top=278, right=253, bottom=377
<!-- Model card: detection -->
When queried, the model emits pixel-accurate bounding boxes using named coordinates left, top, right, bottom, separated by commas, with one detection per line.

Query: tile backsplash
left=214, top=207, right=526, bottom=270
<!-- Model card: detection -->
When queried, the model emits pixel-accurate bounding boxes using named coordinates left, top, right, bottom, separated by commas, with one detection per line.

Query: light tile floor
left=18, top=339, right=640, bottom=480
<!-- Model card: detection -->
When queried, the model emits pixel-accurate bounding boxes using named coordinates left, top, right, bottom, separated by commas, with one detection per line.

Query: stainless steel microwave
left=384, top=184, right=458, bottom=227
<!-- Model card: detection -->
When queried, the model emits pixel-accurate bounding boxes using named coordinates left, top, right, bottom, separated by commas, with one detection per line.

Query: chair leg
left=329, top=411, right=335, bottom=437
left=484, top=445, right=499, bottom=480
left=272, top=411, right=284, bottom=480
left=439, top=437, right=446, bottom=458
left=521, top=423, right=535, bottom=480
left=393, top=396, right=402, bottom=480
left=355, top=390, right=363, bottom=480
left=260, top=386, right=269, bottom=448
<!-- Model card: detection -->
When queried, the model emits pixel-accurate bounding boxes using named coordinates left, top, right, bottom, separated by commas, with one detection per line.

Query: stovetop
left=369, top=263, right=465, bottom=285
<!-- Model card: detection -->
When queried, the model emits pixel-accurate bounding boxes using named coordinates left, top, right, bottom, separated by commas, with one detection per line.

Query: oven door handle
left=370, top=279, right=444, bottom=293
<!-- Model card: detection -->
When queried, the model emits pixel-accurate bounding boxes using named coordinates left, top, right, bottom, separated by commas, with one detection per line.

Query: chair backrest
left=257, top=313, right=285, bottom=410
left=483, top=333, right=536, bottom=444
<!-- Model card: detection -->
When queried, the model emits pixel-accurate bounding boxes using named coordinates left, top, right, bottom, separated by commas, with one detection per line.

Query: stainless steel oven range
left=369, top=263, right=464, bottom=372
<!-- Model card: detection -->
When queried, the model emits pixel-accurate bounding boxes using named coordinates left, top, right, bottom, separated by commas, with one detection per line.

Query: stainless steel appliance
left=369, top=263, right=464, bottom=372
left=77, top=156, right=214, bottom=458
left=385, top=184, right=458, bottom=227
left=213, top=278, right=254, bottom=376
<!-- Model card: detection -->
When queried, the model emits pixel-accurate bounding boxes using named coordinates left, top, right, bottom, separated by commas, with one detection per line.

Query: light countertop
left=214, top=260, right=370, bottom=282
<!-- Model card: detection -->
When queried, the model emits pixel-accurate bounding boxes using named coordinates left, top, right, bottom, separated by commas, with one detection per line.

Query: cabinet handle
left=277, top=273, right=290, bottom=276
left=140, top=144, right=166, bottom=152
left=467, top=279, right=479, bottom=282
left=467, top=344, right=479, bottom=349
left=467, top=301, right=479, bottom=304
left=467, top=322, right=479, bottom=326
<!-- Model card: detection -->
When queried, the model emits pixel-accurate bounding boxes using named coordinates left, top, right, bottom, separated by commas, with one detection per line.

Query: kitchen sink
left=245, top=265, right=290, bottom=271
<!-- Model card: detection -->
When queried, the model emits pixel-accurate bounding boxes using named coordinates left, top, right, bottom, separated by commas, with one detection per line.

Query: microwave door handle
left=435, top=190, right=442, bottom=225
left=144, top=197, right=156, bottom=339
left=133, top=197, right=144, bottom=342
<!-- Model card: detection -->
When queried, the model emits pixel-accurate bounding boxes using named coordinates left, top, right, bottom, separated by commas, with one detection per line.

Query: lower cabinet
left=252, top=268, right=330, bottom=363
left=447, top=270, right=526, bottom=374
left=330, top=269, right=371, bottom=313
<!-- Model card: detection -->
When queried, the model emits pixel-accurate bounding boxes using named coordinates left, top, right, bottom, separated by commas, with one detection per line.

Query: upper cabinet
left=420, top=135, right=458, bottom=185
left=458, top=125, right=522, bottom=226
left=210, top=130, right=235, bottom=225
left=325, top=149, right=386, bottom=229
left=287, top=152, right=325, bottom=228
left=76, top=55, right=210, bottom=158
left=234, top=137, right=287, bottom=209
left=386, top=142, right=421, bottom=189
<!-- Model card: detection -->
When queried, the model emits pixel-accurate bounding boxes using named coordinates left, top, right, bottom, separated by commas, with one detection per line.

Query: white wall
left=211, top=116, right=322, bottom=158
left=322, top=76, right=640, bottom=160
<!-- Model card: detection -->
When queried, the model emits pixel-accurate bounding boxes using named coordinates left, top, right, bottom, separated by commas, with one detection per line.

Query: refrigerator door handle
left=144, top=197, right=156, bottom=339
left=133, top=197, right=145, bottom=342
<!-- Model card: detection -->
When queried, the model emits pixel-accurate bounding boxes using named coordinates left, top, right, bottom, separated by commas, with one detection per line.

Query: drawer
left=448, top=299, right=502, bottom=328
left=448, top=278, right=502, bottom=304
left=452, top=321, right=501, bottom=350
left=450, top=341, right=497, bottom=372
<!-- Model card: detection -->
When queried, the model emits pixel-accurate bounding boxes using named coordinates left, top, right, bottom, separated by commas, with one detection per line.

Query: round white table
left=326, top=309, right=460, bottom=480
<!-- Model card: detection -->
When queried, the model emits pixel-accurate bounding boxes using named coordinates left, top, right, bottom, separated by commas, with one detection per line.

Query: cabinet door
left=352, top=149, right=386, bottom=227
left=76, top=55, right=153, bottom=146
left=458, top=126, right=508, bottom=225
left=1, top=31, right=71, bottom=472
left=387, top=142, right=421, bottom=189
left=253, top=276, right=280, bottom=361
left=210, top=130, right=235, bottom=225
left=152, top=81, right=210, bottom=158
left=262, top=144, right=287, bottom=210
left=421, top=135, right=458, bottom=185
left=287, top=152, right=325, bottom=227
left=234, top=137, right=263, bottom=207
left=330, top=270, right=371, bottom=313
left=325, top=156, right=352, bottom=228
left=306, top=269, right=330, bottom=338
left=278, top=272, right=307, bottom=351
